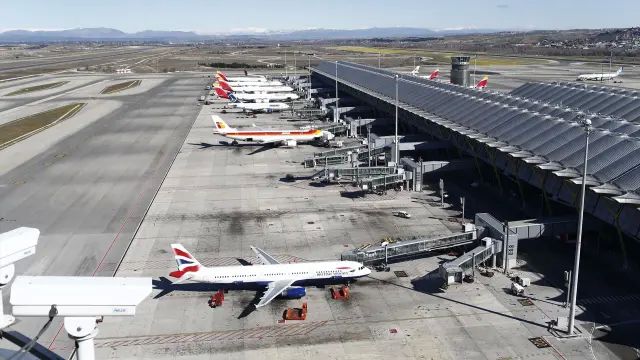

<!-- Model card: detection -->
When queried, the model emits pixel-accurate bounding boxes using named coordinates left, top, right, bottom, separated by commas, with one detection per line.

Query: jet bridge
left=439, top=213, right=578, bottom=285
left=304, top=144, right=389, bottom=168
left=313, top=166, right=396, bottom=183
left=341, top=228, right=479, bottom=265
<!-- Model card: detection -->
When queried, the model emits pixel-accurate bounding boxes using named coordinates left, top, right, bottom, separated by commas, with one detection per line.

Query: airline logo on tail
left=169, top=244, right=200, bottom=279
left=227, top=93, right=240, bottom=103
left=218, top=80, right=234, bottom=92
left=214, top=86, right=229, bottom=99
left=429, top=69, right=439, bottom=80
left=475, top=76, right=489, bottom=89
left=216, top=71, right=229, bottom=81
left=212, top=116, right=236, bottom=133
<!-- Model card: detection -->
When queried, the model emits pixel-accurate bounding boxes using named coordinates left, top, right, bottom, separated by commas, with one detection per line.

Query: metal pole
left=367, top=124, right=372, bottom=167
left=567, top=118, right=592, bottom=335
left=335, top=61, right=339, bottom=123
left=294, top=51, right=297, bottom=77
left=394, top=75, right=399, bottom=170
left=564, top=270, right=572, bottom=308
left=378, top=53, right=381, bottom=68
left=385, top=244, right=388, bottom=265
left=461, top=197, right=465, bottom=222
left=503, top=221, right=509, bottom=273
left=285, top=51, right=288, bottom=77
left=308, top=54, right=311, bottom=100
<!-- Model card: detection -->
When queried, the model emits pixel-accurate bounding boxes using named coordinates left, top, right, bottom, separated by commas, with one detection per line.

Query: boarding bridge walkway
left=313, top=166, right=396, bottom=183
left=341, top=229, right=478, bottom=265
left=358, top=173, right=406, bottom=191
left=439, top=213, right=577, bottom=284
left=304, top=144, right=388, bottom=168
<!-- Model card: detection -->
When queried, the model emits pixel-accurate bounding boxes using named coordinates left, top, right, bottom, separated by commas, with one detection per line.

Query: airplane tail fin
left=475, top=76, right=489, bottom=89
left=214, top=86, right=229, bottom=99
left=429, top=69, right=439, bottom=80
left=216, top=71, right=229, bottom=81
left=228, top=93, right=241, bottom=103
left=219, top=80, right=234, bottom=92
left=169, top=244, right=201, bottom=283
left=617, top=66, right=624, bottom=74
left=244, top=69, right=248, bottom=76
left=212, top=115, right=236, bottom=133
left=411, top=66, right=420, bottom=75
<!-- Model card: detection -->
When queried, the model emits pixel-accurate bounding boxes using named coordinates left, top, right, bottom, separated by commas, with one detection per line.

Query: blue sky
left=1, top=0, right=638, bottom=33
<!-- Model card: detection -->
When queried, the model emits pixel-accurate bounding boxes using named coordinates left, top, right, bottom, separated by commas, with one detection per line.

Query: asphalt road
left=0, top=74, right=206, bottom=357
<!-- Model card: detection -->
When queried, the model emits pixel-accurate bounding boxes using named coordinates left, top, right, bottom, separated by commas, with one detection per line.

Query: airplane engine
left=323, top=131, right=335, bottom=141
left=281, top=287, right=306, bottom=299
left=284, top=139, right=297, bottom=147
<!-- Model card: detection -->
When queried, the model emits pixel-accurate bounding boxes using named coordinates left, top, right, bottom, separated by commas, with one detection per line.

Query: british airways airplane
left=169, top=244, right=371, bottom=308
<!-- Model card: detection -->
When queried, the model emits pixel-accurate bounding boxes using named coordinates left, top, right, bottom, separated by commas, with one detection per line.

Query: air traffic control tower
left=450, top=56, right=471, bottom=87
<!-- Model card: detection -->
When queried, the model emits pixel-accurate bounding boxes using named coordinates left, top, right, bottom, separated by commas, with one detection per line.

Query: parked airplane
left=215, top=75, right=283, bottom=87
left=577, top=67, right=623, bottom=81
left=421, top=68, right=440, bottom=80
left=226, top=94, right=290, bottom=112
left=169, top=244, right=370, bottom=307
left=212, top=115, right=333, bottom=145
left=216, top=70, right=267, bottom=82
left=473, top=76, right=489, bottom=89
left=218, top=80, right=294, bottom=93
left=215, top=87, right=299, bottom=101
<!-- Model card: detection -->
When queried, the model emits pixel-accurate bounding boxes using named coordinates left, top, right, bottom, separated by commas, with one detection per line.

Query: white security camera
left=0, top=227, right=39, bottom=330
left=0, top=227, right=39, bottom=272
left=10, top=276, right=151, bottom=317
left=11, top=276, right=151, bottom=360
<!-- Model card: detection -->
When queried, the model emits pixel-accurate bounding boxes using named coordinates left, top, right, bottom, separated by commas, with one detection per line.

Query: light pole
left=394, top=74, right=399, bottom=170
left=367, top=124, right=372, bottom=167
left=294, top=51, right=297, bottom=77
left=335, top=61, right=339, bottom=123
left=567, top=117, right=593, bottom=335
left=284, top=51, right=288, bottom=78
left=378, top=53, right=381, bottom=68
left=307, top=54, right=311, bottom=100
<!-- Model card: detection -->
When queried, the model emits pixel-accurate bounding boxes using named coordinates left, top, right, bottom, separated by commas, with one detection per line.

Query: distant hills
left=0, top=27, right=503, bottom=42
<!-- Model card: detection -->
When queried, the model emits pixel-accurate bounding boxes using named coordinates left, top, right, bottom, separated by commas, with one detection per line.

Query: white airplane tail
left=212, top=116, right=237, bottom=133
left=169, top=244, right=202, bottom=284
left=411, top=66, right=420, bottom=76
left=617, top=66, right=624, bottom=75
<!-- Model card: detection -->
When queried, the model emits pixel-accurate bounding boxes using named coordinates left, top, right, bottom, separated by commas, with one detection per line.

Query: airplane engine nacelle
left=323, top=131, right=335, bottom=141
left=281, top=287, right=306, bottom=299
left=285, top=140, right=297, bottom=147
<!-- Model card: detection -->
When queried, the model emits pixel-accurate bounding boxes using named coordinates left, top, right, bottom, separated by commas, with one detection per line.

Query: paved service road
left=0, top=74, right=206, bottom=356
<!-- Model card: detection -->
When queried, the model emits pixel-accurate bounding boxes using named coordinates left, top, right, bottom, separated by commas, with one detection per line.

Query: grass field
left=0, top=103, right=85, bottom=149
left=329, top=46, right=549, bottom=66
left=4, top=81, right=69, bottom=96
left=101, top=79, right=141, bottom=94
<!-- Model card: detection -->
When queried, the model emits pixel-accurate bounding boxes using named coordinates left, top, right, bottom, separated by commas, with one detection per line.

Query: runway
left=0, top=72, right=207, bottom=356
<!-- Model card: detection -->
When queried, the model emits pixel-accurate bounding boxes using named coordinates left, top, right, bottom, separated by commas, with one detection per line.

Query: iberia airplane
left=212, top=115, right=334, bottom=146
left=216, top=70, right=267, bottom=83
left=170, top=244, right=371, bottom=307
left=217, top=80, right=294, bottom=93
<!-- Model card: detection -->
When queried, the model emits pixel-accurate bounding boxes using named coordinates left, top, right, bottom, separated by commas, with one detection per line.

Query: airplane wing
left=250, top=246, right=281, bottom=265
left=256, top=279, right=295, bottom=308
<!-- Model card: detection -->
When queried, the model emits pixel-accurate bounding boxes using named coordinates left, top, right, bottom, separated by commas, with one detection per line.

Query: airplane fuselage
left=221, top=129, right=324, bottom=143
left=188, top=261, right=370, bottom=285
